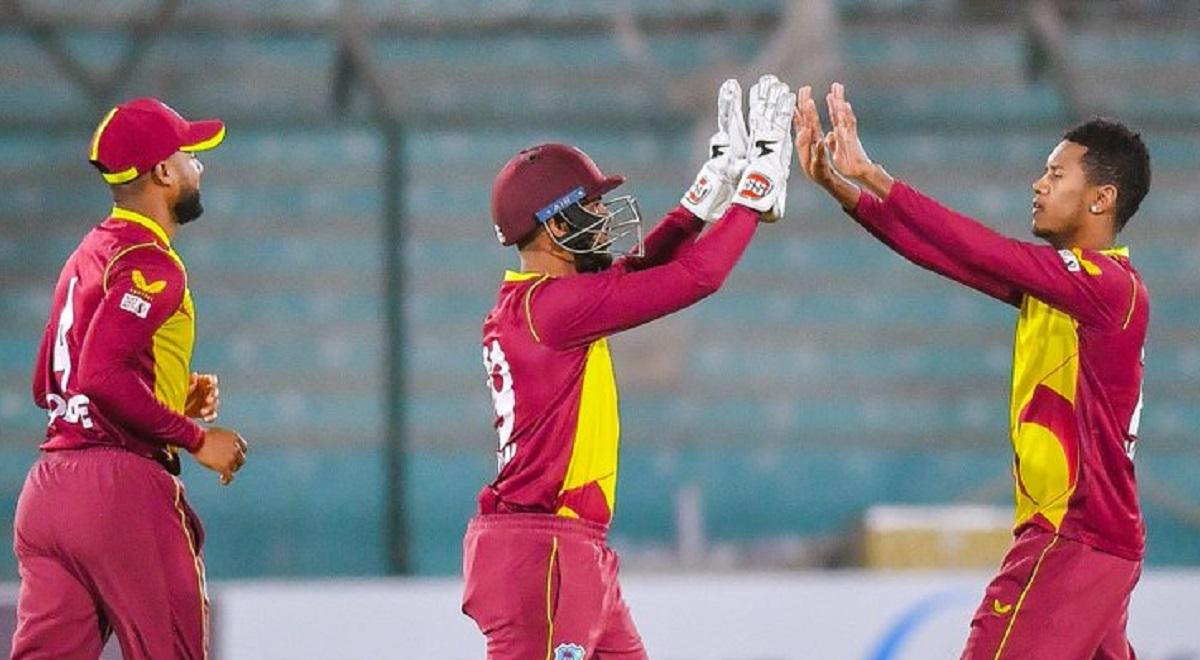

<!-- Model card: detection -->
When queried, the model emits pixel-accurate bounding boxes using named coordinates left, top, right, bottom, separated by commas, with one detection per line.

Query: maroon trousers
left=462, top=513, right=647, bottom=660
left=962, top=525, right=1140, bottom=660
left=11, top=447, right=209, bottom=660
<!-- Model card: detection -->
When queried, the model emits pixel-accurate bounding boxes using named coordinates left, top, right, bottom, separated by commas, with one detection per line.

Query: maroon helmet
left=490, top=143, right=637, bottom=251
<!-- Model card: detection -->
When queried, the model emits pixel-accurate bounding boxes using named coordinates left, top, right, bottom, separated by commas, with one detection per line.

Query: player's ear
left=149, top=160, right=174, bottom=188
left=547, top=215, right=570, bottom=240
left=1092, top=183, right=1118, bottom=217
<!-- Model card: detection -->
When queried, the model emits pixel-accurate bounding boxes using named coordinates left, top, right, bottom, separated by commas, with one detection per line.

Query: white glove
left=734, top=74, right=796, bottom=221
left=681, top=79, right=750, bottom=221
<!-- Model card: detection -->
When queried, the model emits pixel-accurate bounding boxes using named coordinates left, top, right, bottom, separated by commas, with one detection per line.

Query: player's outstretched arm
left=625, top=78, right=750, bottom=272
left=532, top=204, right=760, bottom=349
left=824, top=83, right=1131, bottom=321
left=798, top=82, right=1019, bottom=305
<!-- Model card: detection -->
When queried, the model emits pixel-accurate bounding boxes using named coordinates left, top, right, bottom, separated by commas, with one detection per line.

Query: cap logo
left=535, top=186, right=586, bottom=223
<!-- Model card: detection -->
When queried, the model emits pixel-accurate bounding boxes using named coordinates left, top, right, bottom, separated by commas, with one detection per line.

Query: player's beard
left=574, top=251, right=613, bottom=273
left=562, top=230, right=613, bottom=273
left=174, top=187, right=204, bottom=226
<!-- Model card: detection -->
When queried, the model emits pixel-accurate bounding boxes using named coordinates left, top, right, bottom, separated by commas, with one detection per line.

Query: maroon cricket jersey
left=853, top=182, right=1148, bottom=560
left=479, top=204, right=758, bottom=526
left=31, top=207, right=204, bottom=470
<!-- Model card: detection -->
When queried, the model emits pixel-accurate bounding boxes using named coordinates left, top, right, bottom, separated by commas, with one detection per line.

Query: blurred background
left=1, top=0, right=1199, bottom=657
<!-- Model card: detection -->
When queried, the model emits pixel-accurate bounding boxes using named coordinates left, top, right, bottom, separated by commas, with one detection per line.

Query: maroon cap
left=88, top=97, right=225, bottom=184
left=490, top=143, right=625, bottom=246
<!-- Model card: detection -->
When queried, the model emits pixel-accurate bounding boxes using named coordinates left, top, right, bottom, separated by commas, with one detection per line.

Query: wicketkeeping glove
left=681, top=78, right=750, bottom=222
left=733, top=74, right=796, bottom=222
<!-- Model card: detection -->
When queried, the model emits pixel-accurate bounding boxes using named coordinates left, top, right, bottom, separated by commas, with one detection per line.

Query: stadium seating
left=1, top=4, right=1199, bottom=578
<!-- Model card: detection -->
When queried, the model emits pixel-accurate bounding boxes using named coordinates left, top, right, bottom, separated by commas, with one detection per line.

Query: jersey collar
left=504, top=270, right=548, bottom=282
left=1099, top=246, right=1130, bottom=258
left=111, top=206, right=171, bottom=247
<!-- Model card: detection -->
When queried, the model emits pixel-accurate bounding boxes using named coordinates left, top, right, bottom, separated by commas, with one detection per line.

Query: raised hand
left=734, top=74, right=796, bottom=222
left=715, top=78, right=750, bottom=166
left=794, top=85, right=862, bottom=210
left=823, top=82, right=894, bottom=199
left=185, top=372, right=219, bottom=422
left=795, top=86, right=832, bottom=186
left=682, top=79, right=750, bottom=222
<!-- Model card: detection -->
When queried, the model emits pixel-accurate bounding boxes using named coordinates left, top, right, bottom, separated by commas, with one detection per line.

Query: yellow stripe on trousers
left=994, top=535, right=1060, bottom=659
left=173, top=478, right=210, bottom=659
left=545, top=536, right=560, bottom=660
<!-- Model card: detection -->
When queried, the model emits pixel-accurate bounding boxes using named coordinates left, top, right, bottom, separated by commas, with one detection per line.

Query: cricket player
left=12, top=97, right=248, bottom=660
left=796, top=83, right=1150, bottom=658
left=462, top=76, right=796, bottom=659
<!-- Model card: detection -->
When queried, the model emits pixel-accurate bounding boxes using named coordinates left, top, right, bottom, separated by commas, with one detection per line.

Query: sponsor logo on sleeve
left=1057, top=249, right=1081, bottom=273
left=120, top=292, right=152, bottom=318
left=553, top=643, right=585, bottom=660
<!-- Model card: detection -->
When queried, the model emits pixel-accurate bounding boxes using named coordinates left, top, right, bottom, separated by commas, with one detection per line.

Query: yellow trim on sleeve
left=180, top=125, right=226, bottom=152
left=1122, top=271, right=1139, bottom=330
left=523, top=276, right=550, bottom=343
left=89, top=107, right=119, bottom=161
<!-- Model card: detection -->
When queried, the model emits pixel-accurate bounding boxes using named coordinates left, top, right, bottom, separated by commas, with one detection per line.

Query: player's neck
left=1057, top=222, right=1117, bottom=252
left=519, top=249, right=577, bottom=278
left=112, top=197, right=178, bottom=240
left=518, top=232, right=578, bottom=277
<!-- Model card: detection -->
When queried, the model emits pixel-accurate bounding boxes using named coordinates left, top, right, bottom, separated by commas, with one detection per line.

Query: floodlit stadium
left=1, top=1, right=1198, bottom=657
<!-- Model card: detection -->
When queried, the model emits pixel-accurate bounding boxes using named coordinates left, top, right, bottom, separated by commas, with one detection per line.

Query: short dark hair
left=1062, top=118, right=1151, bottom=232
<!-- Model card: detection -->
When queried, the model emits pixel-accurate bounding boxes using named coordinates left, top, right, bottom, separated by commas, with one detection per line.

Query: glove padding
left=681, top=79, right=749, bottom=222
left=734, top=74, right=796, bottom=222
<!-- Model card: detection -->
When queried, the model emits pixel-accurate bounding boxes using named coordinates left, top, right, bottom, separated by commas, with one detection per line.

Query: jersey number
left=1125, top=348, right=1146, bottom=460
left=48, top=277, right=92, bottom=429
left=483, top=339, right=516, bottom=472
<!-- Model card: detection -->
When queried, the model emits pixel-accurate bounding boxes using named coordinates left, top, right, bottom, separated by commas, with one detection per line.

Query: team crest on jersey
left=553, top=643, right=585, bottom=660
left=1057, top=249, right=1081, bottom=273
left=119, top=292, right=152, bottom=318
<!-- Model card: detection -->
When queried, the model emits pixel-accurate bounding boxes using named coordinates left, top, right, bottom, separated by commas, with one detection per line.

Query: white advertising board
left=214, top=570, right=1200, bottom=659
